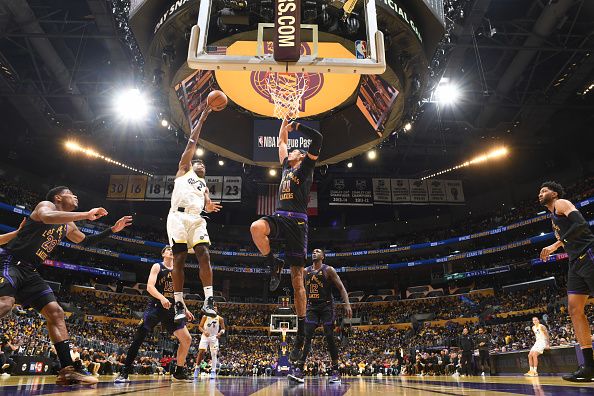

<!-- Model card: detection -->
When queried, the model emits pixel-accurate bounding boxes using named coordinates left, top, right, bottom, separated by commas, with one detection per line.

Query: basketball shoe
left=56, top=366, right=99, bottom=385
left=201, top=296, right=217, bottom=317
left=562, top=366, right=594, bottom=382
left=269, top=258, right=285, bottom=292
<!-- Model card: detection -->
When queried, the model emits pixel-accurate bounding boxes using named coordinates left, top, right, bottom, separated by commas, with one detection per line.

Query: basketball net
left=266, top=72, right=309, bottom=120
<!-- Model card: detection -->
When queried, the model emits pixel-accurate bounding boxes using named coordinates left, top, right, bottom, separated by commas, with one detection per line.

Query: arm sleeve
left=559, top=210, right=588, bottom=242
left=78, top=227, right=113, bottom=246
left=296, top=123, right=322, bottom=156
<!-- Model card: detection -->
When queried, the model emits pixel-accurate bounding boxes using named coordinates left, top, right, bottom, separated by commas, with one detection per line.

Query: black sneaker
left=174, top=301, right=187, bottom=323
left=289, top=337, right=304, bottom=363
left=562, top=365, right=594, bottom=382
left=269, top=258, right=285, bottom=292
left=201, top=296, right=218, bottom=318
left=172, top=367, right=193, bottom=382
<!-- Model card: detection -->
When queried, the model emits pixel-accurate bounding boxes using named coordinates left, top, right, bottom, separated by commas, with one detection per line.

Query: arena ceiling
left=0, top=0, right=593, bottom=184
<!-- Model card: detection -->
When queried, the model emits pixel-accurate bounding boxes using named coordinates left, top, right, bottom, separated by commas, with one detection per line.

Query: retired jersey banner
left=206, top=176, right=223, bottom=201
left=222, top=176, right=242, bottom=202
left=329, top=177, right=373, bottom=206
left=108, top=175, right=241, bottom=202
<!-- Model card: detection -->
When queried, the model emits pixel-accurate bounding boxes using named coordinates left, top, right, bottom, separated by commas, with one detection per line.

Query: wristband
left=189, top=138, right=196, bottom=144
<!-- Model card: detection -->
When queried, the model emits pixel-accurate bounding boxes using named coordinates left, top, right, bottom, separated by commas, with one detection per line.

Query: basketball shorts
left=166, top=211, right=210, bottom=251
left=567, top=247, right=594, bottom=296
left=305, top=303, right=334, bottom=327
left=140, top=301, right=186, bottom=334
left=0, top=255, right=56, bottom=311
left=530, top=340, right=548, bottom=355
left=260, top=213, right=308, bottom=267
left=198, top=335, right=219, bottom=354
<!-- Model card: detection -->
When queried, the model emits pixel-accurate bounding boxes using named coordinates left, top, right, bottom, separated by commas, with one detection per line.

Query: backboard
left=187, top=0, right=385, bottom=74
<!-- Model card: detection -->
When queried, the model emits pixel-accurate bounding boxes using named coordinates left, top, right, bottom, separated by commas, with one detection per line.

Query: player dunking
left=250, top=119, right=323, bottom=362
left=115, top=246, right=194, bottom=383
left=168, top=105, right=222, bottom=323
left=288, top=248, right=352, bottom=383
left=194, top=307, right=225, bottom=379
left=0, top=186, right=132, bottom=385
left=525, top=317, right=550, bottom=377
left=539, top=181, right=594, bottom=382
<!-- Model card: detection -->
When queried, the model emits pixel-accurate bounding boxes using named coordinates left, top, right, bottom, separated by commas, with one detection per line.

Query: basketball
left=207, top=90, right=228, bottom=111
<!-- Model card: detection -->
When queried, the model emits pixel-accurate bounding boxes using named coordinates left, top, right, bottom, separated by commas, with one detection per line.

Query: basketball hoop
left=266, top=72, right=309, bottom=120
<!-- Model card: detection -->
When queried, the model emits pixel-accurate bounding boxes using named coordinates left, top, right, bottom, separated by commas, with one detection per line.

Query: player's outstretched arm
left=32, top=201, right=107, bottom=225
left=293, top=122, right=322, bottom=161
left=0, top=217, right=25, bottom=245
left=66, top=216, right=133, bottom=244
left=177, top=106, right=212, bottom=177
left=278, top=119, right=289, bottom=164
left=327, top=266, right=352, bottom=318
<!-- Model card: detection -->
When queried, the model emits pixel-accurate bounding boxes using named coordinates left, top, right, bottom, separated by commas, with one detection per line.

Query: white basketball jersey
left=205, top=315, right=220, bottom=335
left=171, top=169, right=207, bottom=212
left=533, top=324, right=547, bottom=343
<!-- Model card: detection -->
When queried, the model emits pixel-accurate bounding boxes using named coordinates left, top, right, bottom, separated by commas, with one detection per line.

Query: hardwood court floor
left=1, top=374, right=594, bottom=395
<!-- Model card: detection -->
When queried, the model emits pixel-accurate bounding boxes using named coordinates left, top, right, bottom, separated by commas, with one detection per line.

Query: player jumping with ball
left=168, top=104, right=222, bottom=323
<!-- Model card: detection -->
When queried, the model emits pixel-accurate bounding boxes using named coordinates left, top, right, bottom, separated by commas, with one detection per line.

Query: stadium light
left=347, top=162, right=353, bottom=168
left=404, top=122, right=412, bottom=132
left=218, top=159, right=225, bottom=166
left=434, top=78, right=461, bottom=105
left=269, top=169, right=277, bottom=176
left=421, top=146, right=509, bottom=180
left=367, top=150, right=377, bottom=160
left=195, top=148, right=204, bottom=157
left=160, top=119, right=169, bottom=127
left=64, top=140, right=152, bottom=176
left=114, top=88, right=149, bottom=121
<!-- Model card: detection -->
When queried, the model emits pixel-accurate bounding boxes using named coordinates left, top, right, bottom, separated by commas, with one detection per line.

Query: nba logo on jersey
left=355, top=40, right=367, bottom=59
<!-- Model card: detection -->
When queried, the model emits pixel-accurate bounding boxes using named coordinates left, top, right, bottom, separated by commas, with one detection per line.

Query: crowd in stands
left=1, top=281, right=592, bottom=377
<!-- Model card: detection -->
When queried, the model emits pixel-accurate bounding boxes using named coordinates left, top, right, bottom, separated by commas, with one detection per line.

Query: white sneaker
left=1, top=373, right=10, bottom=377
left=210, top=372, right=216, bottom=379
left=452, top=372, right=460, bottom=377
left=481, top=372, right=485, bottom=376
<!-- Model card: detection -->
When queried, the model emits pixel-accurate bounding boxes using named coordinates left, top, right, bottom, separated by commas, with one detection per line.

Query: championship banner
left=372, top=178, right=392, bottom=204
left=107, top=175, right=241, bottom=202
left=427, top=179, right=447, bottom=203
left=329, top=177, right=373, bottom=206
left=409, top=179, right=429, bottom=203
left=391, top=178, right=411, bottom=202
left=371, top=178, right=465, bottom=205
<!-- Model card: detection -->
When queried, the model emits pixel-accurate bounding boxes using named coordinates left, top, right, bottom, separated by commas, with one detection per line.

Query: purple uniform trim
left=274, top=210, right=308, bottom=221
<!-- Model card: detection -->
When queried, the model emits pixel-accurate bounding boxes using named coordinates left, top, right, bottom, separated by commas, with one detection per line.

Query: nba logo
left=355, top=40, right=367, bottom=59
left=258, top=136, right=264, bottom=147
